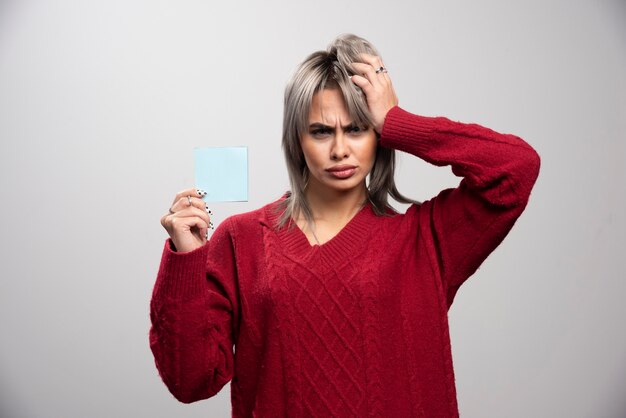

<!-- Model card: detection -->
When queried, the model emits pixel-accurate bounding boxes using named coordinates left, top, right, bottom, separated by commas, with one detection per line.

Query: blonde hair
left=278, top=34, right=416, bottom=228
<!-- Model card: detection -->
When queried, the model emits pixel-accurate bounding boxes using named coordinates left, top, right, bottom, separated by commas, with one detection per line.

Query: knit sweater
left=149, top=106, right=540, bottom=417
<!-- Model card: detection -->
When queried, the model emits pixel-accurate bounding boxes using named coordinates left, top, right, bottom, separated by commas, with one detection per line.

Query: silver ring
left=375, top=66, right=388, bottom=74
left=187, top=195, right=192, bottom=206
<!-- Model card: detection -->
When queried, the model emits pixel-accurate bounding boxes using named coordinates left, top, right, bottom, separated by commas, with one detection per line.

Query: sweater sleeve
left=380, top=106, right=540, bottom=307
left=149, top=219, right=240, bottom=403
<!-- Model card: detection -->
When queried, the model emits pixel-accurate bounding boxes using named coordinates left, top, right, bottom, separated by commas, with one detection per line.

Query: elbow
left=167, top=387, right=199, bottom=404
left=153, top=365, right=228, bottom=405
left=518, top=146, right=541, bottom=200
left=169, top=387, right=208, bottom=404
left=504, top=133, right=541, bottom=188
left=149, top=334, right=216, bottom=405
left=525, top=147, right=541, bottom=185
left=150, top=335, right=233, bottom=404
left=159, top=368, right=224, bottom=404
left=481, top=146, right=541, bottom=209
left=502, top=145, right=540, bottom=209
left=149, top=299, right=236, bottom=405
left=168, top=372, right=231, bottom=404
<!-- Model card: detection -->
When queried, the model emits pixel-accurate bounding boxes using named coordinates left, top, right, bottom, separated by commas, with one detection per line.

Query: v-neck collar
left=264, top=199, right=376, bottom=265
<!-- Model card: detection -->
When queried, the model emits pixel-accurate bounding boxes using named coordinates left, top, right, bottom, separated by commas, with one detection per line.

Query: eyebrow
left=308, top=122, right=361, bottom=131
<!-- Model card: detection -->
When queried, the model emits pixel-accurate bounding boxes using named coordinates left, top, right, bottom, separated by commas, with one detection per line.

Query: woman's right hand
left=160, top=188, right=211, bottom=253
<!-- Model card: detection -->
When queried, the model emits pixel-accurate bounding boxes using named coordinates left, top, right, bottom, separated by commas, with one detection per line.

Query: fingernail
left=205, top=230, right=209, bottom=239
left=196, top=189, right=207, bottom=197
left=205, top=204, right=210, bottom=212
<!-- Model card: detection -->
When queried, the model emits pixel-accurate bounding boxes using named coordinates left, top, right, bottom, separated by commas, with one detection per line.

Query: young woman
left=150, top=34, right=540, bottom=417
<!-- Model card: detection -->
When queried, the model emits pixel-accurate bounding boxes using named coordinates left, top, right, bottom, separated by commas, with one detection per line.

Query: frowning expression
left=300, top=88, right=377, bottom=196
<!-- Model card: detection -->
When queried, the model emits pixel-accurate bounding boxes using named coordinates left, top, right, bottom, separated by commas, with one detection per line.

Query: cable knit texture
left=149, top=106, right=540, bottom=417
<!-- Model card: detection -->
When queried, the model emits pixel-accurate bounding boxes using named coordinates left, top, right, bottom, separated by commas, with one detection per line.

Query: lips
left=326, top=165, right=357, bottom=179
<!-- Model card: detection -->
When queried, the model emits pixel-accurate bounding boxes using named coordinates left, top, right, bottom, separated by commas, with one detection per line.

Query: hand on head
left=350, top=53, right=398, bottom=135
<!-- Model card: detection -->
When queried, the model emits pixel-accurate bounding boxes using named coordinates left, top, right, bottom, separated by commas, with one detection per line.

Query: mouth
left=326, top=165, right=357, bottom=179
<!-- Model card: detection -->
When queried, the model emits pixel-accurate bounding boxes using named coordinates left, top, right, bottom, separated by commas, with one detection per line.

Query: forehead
left=308, top=88, right=351, bottom=123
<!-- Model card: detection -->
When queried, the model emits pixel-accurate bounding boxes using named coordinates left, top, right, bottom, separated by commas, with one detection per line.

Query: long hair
left=278, top=34, right=417, bottom=228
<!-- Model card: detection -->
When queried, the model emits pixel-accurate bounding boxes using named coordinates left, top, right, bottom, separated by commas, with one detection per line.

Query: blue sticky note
left=194, top=147, right=248, bottom=202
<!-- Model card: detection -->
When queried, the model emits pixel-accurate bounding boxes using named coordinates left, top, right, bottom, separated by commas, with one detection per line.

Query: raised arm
left=352, top=54, right=540, bottom=307
left=149, top=218, right=239, bottom=403
left=381, top=107, right=540, bottom=306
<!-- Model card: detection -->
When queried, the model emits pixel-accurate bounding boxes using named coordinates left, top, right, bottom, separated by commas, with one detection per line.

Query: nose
left=330, top=132, right=349, bottom=161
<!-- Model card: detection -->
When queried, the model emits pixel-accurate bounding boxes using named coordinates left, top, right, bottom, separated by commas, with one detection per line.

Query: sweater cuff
left=154, top=239, right=210, bottom=299
left=380, top=106, right=441, bottom=154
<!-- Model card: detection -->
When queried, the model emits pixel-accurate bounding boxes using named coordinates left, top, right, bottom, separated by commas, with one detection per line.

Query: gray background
left=1, top=0, right=624, bottom=417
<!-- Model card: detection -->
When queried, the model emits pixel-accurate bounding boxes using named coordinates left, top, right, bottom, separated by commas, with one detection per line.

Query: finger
left=350, top=73, right=374, bottom=95
left=168, top=205, right=211, bottom=226
left=358, top=54, right=387, bottom=75
left=165, top=212, right=210, bottom=242
left=169, top=215, right=209, bottom=242
left=168, top=213, right=208, bottom=230
left=351, top=62, right=382, bottom=86
left=357, top=53, right=390, bottom=82
left=171, top=187, right=207, bottom=207
left=352, top=61, right=390, bottom=88
left=170, top=195, right=210, bottom=215
left=358, top=53, right=384, bottom=69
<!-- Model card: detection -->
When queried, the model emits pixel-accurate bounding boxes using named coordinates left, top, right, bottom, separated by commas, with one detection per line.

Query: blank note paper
left=193, top=147, right=248, bottom=202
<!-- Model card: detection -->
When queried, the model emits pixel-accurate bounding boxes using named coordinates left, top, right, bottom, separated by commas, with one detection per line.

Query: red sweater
left=149, top=107, right=540, bottom=417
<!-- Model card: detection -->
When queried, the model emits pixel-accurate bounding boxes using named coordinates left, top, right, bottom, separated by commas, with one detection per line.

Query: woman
left=150, top=34, right=540, bottom=417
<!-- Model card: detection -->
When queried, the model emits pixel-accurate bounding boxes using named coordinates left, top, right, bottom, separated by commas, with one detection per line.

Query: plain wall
left=1, top=0, right=624, bottom=417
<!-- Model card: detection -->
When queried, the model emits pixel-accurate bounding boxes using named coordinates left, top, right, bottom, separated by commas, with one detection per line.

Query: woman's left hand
left=351, top=53, right=398, bottom=134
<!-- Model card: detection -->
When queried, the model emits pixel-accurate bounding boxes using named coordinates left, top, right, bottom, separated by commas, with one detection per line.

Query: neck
left=304, top=182, right=368, bottom=223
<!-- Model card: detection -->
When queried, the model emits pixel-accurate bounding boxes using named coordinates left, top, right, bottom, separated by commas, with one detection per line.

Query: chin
left=323, top=178, right=365, bottom=193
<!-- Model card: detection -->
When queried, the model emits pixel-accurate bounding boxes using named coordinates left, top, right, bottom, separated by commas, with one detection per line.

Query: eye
left=310, top=128, right=331, bottom=138
left=348, top=125, right=367, bottom=135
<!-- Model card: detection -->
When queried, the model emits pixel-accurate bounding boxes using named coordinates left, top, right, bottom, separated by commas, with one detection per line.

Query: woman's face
left=300, top=88, right=377, bottom=197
